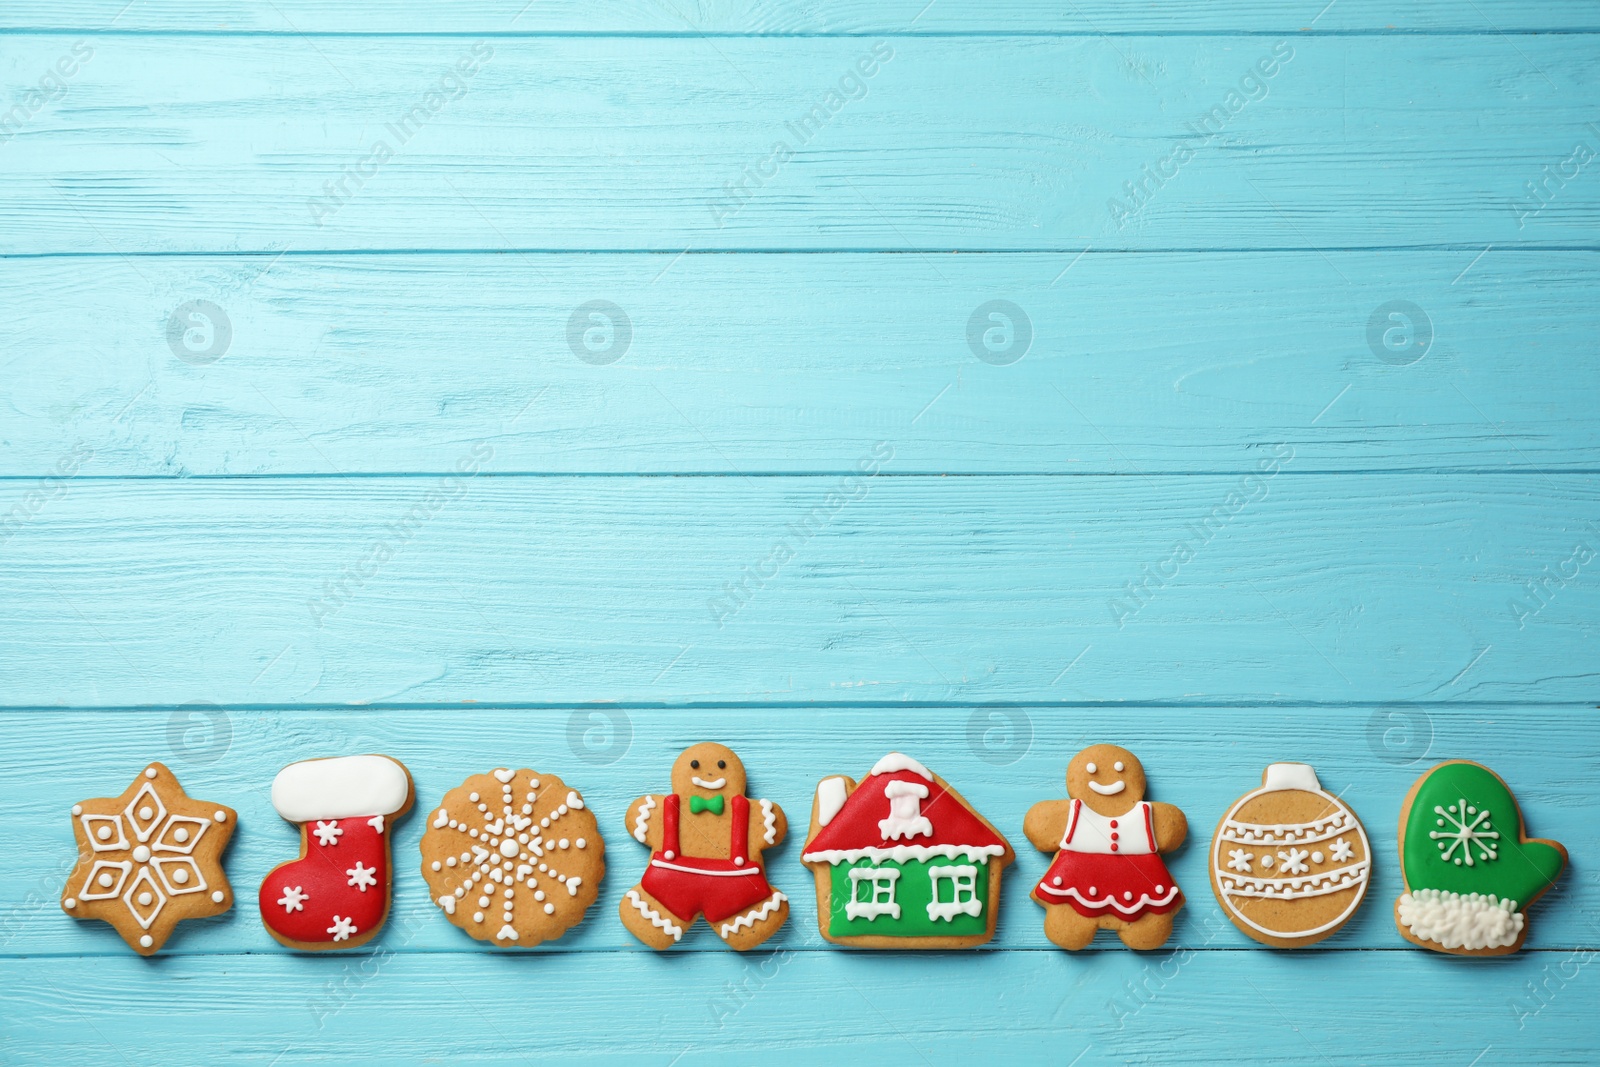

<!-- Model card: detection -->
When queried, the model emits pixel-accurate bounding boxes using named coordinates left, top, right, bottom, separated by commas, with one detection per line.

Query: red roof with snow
left=804, top=766, right=1005, bottom=854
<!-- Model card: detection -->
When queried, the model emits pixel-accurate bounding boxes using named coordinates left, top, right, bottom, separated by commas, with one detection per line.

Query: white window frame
left=926, top=864, right=981, bottom=921
left=845, top=866, right=901, bottom=920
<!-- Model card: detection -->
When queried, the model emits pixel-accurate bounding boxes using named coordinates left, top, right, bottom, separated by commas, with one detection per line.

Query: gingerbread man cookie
left=1024, top=745, right=1186, bottom=950
left=421, top=767, right=604, bottom=946
left=619, top=743, right=788, bottom=950
left=61, top=762, right=236, bottom=955
left=259, top=755, right=415, bottom=951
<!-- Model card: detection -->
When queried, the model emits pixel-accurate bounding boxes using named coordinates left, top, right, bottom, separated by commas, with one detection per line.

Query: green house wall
left=824, top=857, right=991, bottom=939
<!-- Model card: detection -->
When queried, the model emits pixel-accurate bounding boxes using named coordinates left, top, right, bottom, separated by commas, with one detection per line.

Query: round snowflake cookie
left=420, top=768, right=604, bottom=946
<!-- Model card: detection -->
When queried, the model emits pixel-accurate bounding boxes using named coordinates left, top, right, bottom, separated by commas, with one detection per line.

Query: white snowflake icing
left=313, top=821, right=343, bottom=847
left=1226, top=849, right=1253, bottom=873
left=346, top=862, right=378, bottom=891
left=1430, top=800, right=1499, bottom=866
left=427, top=773, right=590, bottom=941
left=327, top=915, right=357, bottom=941
left=278, top=885, right=308, bottom=912
left=1329, top=837, right=1354, bottom=863
left=1277, top=847, right=1310, bottom=875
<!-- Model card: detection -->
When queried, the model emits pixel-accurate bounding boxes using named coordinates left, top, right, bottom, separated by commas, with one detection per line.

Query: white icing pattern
left=278, top=885, right=308, bottom=912
left=759, top=799, right=778, bottom=845
left=803, top=843, right=1006, bottom=865
left=719, top=891, right=787, bottom=937
left=633, top=795, right=656, bottom=843
left=1220, top=810, right=1358, bottom=847
left=327, top=915, right=358, bottom=942
left=271, top=756, right=410, bottom=823
left=1398, top=889, right=1523, bottom=951
left=869, top=752, right=933, bottom=780
left=1430, top=800, right=1500, bottom=866
left=626, top=889, right=683, bottom=942
left=427, top=772, right=592, bottom=941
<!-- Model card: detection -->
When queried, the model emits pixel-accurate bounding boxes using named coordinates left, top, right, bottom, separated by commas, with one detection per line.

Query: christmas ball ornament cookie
left=421, top=768, right=604, bottom=946
left=1395, top=761, right=1566, bottom=956
left=61, top=762, right=237, bottom=955
left=1209, top=763, right=1371, bottom=947
left=259, top=754, right=415, bottom=951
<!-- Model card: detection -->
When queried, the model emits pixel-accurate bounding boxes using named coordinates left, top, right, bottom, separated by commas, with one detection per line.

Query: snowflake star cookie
left=1024, top=745, right=1186, bottom=951
left=620, top=743, right=789, bottom=951
left=61, top=763, right=236, bottom=955
left=801, top=752, right=1014, bottom=949
left=421, top=768, right=604, bottom=946
left=1209, top=763, right=1371, bottom=947
left=1395, top=761, right=1566, bottom=956
left=259, top=755, right=415, bottom=951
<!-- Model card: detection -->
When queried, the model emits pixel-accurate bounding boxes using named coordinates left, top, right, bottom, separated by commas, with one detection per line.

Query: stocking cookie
left=1025, top=745, right=1186, bottom=950
left=1395, top=760, right=1566, bottom=955
left=421, top=768, right=604, bottom=946
left=259, top=755, right=414, bottom=951
left=61, top=762, right=236, bottom=955
left=1210, top=763, right=1371, bottom=947
left=619, top=743, right=788, bottom=950
left=801, top=752, right=1014, bottom=949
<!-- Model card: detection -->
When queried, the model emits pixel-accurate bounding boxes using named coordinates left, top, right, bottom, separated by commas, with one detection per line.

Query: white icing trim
left=1218, top=860, right=1370, bottom=900
left=632, top=796, right=655, bottom=843
left=1262, top=763, right=1322, bottom=793
left=815, top=777, right=849, bottom=827
left=625, top=890, right=683, bottom=941
left=1220, top=811, right=1356, bottom=846
left=650, top=858, right=762, bottom=877
left=1036, top=882, right=1181, bottom=915
left=719, top=891, right=788, bottom=937
left=690, top=776, right=726, bottom=790
left=926, top=865, right=982, bottom=921
left=804, top=844, right=1005, bottom=865
left=759, top=799, right=777, bottom=845
left=1088, top=779, right=1126, bottom=796
left=1398, top=889, right=1524, bottom=951
left=271, top=756, right=409, bottom=822
left=869, top=752, right=932, bottom=780
left=845, top=867, right=902, bottom=920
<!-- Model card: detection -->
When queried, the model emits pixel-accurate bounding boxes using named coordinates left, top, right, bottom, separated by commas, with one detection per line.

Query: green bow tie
left=689, top=795, right=724, bottom=815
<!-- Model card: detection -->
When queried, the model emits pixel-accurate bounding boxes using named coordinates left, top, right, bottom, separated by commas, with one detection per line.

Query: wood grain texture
left=7, top=35, right=1600, bottom=253
left=2, top=475, right=1595, bottom=707
left=4, top=707, right=1594, bottom=958
left=5, top=251, right=1598, bottom=476
left=7, top=0, right=1599, bottom=34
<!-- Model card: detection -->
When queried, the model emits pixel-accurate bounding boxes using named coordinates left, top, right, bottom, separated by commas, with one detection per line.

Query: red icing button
left=1111, top=844, right=1120, bottom=852
left=1110, top=820, right=1119, bottom=828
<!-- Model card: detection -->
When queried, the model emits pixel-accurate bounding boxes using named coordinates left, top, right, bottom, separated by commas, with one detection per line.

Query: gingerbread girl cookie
left=1024, top=744, right=1186, bottom=950
left=619, top=743, right=788, bottom=950
left=259, top=754, right=415, bottom=951
left=61, top=762, right=236, bottom=955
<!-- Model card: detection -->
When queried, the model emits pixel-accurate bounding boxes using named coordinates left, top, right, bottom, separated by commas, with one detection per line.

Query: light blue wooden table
left=3, top=2, right=1598, bottom=1063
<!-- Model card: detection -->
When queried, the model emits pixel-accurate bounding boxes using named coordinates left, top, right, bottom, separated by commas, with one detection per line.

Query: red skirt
left=1033, top=849, right=1182, bottom=920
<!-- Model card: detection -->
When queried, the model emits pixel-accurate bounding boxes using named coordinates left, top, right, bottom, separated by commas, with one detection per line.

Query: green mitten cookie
left=1395, top=761, right=1566, bottom=955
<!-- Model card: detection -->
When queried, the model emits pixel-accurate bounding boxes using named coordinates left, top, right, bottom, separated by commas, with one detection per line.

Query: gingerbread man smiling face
left=1066, top=744, right=1148, bottom=817
left=620, top=742, right=787, bottom=951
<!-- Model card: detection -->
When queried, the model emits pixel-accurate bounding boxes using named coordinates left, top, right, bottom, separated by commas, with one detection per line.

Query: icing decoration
left=1210, top=763, right=1371, bottom=945
left=61, top=763, right=235, bottom=956
left=621, top=743, right=788, bottom=949
left=1037, top=800, right=1182, bottom=916
left=270, top=756, right=411, bottom=823
left=1087, top=779, right=1125, bottom=796
left=804, top=753, right=1013, bottom=946
left=258, top=755, right=413, bottom=950
left=420, top=769, right=604, bottom=946
left=1396, top=761, right=1565, bottom=954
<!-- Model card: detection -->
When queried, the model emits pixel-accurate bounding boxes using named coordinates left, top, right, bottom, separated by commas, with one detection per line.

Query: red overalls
left=640, top=794, right=775, bottom=923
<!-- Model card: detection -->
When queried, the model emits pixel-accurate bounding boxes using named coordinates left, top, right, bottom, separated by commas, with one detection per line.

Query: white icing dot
left=473, top=911, right=484, bottom=922
left=211, top=891, right=224, bottom=903
left=446, top=857, right=457, bottom=868
left=734, top=857, right=745, bottom=867
left=1155, top=885, right=1164, bottom=893
left=534, top=890, right=545, bottom=901
left=138, top=806, right=153, bottom=820
left=557, top=804, right=568, bottom=815
left=559, top=838, right=569, bottom=849
left=98, top=873, right=114, bottom=887
left=459, top=851, right=471, bottom=862
left=71, top=805, right=82, bottom=816
left=1124, top=891, right=1133, bottom=901
left=144, top=768, right=158, bottom=779
left=213, top=811, right=226, bottom=822
left=174, top=869, right=190, bottom=884
left=469, top=829, right=480, bottom=838
left=503, top=888, right=513, bottom=899
left=469, top=793, right=479, bottom=802
left=664, top=851, right=675, bottom=861
left=528, top=779, right=539, bottom=788
left=65, top=898, right=77, bottom=908
left=1086, top=763, right=1097, bottom=774
left=1052, top=877, right=1062, bottom=886
left=1312, top=852, right=1323, bottom=864
left=97, top=826, right=112, bottom=841
left=522, top=804, right=533, bottom=814
left=540, top=818, right=550, bottom=828
left=478, top=896, right=490, bottom=908
left=544, top=903, right=555, bottom=915
left=499, top=839, right=519, bottom=858
left=1113, top=761, right=1124, bottom=772
left=1089, top=886, right=1096, bottom=895
left=132, top=846, right=151, bottom=863
left=1261, top=855, right=1274, bottom=868
left=556, top=874, right=567, bottom=883
left=477, top=803, right=488, bottom=813
left=538, top=863, right=548, bottom=872
left=432, top=861, right=442, bottom=871
left=174, top=828, right=190, bottom=843
left=576, top=838, right=586, bottom=849
left=138, top=892, right=153, bottom=906
left=140, top=935, right=153, bottom=947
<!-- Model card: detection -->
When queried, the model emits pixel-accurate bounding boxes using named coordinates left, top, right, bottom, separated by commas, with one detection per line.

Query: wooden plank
left=5, top=251, right=1598, bottom=476
left=7, top=0, right=1598, bottom=34
left=2, top=475, right=1595, bottom=706
left=2, top=706, right=1594, bottom=957
left=6, top=35, right=1600, bottom=253
left=3, top=945, right=1597, bottom=1065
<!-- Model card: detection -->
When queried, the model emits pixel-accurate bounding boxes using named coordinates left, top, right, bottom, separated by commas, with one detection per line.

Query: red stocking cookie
left=259, top=755, right=415, bottom=950
left=619, top=743, right=788, bottom=950
left=1024, top=745, right=1186, bottom=950
left=61, top=762, right=236, bottom=955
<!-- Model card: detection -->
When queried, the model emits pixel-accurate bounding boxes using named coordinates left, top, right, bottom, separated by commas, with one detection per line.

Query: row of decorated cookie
left=61, top=744, right=1565, bottom=958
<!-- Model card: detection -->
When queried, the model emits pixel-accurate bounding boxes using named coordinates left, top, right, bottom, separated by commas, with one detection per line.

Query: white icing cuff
left=1398, top=889, right=1524, bottom=951
left=272, top=755, right=410, bottom=822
